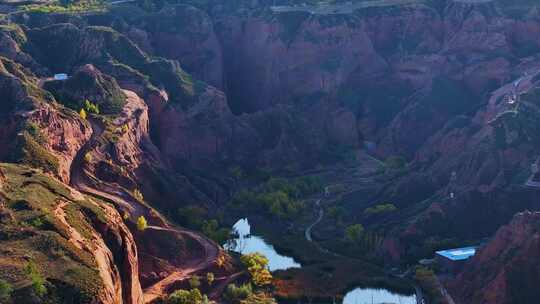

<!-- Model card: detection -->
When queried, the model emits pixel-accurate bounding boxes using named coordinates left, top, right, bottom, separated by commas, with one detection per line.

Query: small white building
left=54, top=73, right=68, bottom=81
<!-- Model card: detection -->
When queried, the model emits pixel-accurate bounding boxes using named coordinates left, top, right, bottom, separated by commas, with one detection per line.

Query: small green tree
left=84, top=152, right=93, bottom=163
left=229, top=166, right=244, bottom=180
left=136, top=216, right=147, bottom=231
left=206, top=272, right=215, bottom=286
left=189, top=275, right=201, bottom=289
left=240, top=253, right=273, bottom=286
left=79, top=108, right=87, bottom=120
left=133, top=189, right=144, bottom=201
left=223, top=283, right=252, bottom=302
left=0, top=279, right=13, bottom=301
left=25, top=261, right=47, bottom=297
left=177, top=206, right=207, bottom=229
left=168, top=288, right=203, bottom=304
left=202, top=220, right=231, bottom=244
left=345, top=224, right=364, bottom=244
left=84, top=99, right=100, bottom=114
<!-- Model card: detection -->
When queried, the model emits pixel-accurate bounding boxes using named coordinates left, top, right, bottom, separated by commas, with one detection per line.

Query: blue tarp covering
left=436, top=246, right=476, bottom=261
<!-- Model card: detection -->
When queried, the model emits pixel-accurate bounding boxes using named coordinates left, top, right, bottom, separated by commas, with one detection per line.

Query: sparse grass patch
left=0, top=163, right=105, bottom=303
left=22, top=0, right=107, bottom=14
left=11, top=131, right=59, bottom=174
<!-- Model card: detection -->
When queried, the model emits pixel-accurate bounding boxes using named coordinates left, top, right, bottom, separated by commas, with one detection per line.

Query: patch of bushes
left=25, top=122, right=46, bottom=144
left=241, top=253, right=273, bottom=287
left=11, top=131, right=59, bottom=174
left=230, top=176, right=322, bottom=220
left=44, top=67, right=126, bottom=115
left=22, top=1, right=106, bottom=14
left=168, top=288, right=213, bottom=304
left=83, top=99, right=100, bottom=114
left=345, top=224, right=364, bottom=243
left=224, top=283, right=252, bottom=303
left=175, top=206, right=230, bottom=243
left=0, top=164, right=106, bottom=303
left=25, top=261, right=47, bottom=298
left=0, top=279, right=13, bottom=302
left=364, top=203, right=397, bottom=217
left=414, top=266, right=445, bottom=304
left=201, top=219, right=231, bottom=244
left=176, top=205, right=208, bottom=229
left=343, top=224, right=384, bottom=254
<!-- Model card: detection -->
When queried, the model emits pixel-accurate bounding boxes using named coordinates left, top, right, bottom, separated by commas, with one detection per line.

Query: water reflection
left=224, top=218, right=301, bottom=271
left=225, top=219, right=415, bottom=304
left=342, top=287, right=416, bottom=304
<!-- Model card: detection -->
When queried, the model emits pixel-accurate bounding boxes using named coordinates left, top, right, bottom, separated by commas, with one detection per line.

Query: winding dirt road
left=142, top=225, right=219, bottom=303
left=68, top=99, right=222, bottom=303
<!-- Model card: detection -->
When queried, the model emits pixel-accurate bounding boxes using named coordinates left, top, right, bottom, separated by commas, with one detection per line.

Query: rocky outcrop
left=27, top=104, right=92, bottom=183
left=92, top=201, right=144, bottom=304
left=0, top=56, right=91, bottom=183
left=451, top=211, right=540, bottom=304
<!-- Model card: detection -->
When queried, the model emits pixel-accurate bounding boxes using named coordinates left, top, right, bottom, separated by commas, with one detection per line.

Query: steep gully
left=67, top=93, right=222, bottom=303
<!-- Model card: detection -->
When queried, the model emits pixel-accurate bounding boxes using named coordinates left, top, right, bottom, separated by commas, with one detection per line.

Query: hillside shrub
left=25, top=261, right=47, bottom=297
left=168, top=288, right=202, bottom=304
left=345, top=224, right=364, bottom=243
left=241, top=253, right=273, bottom=286
left=136, top=216, right=147, bottom=231
left=224, top=283, right=252, bottom=303
left=0, top=279, right=12, bottom=301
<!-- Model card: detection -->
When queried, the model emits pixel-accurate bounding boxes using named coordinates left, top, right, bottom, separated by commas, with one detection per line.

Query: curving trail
left=305, top=198, right=323, bottom=242
left=142, top=226, right=220, bottom=303
left=303, top=193, right=342, bottom=258
left=68, top=98, right=222, bottom=303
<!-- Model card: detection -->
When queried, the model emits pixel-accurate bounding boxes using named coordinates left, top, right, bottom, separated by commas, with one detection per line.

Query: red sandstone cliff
left=450, top=211, right=540, bottom=304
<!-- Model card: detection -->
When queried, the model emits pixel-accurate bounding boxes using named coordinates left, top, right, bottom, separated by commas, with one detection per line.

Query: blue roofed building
left=54, top=73, right=68, bottom=81
left=435, top=246, right=477, bottom=273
